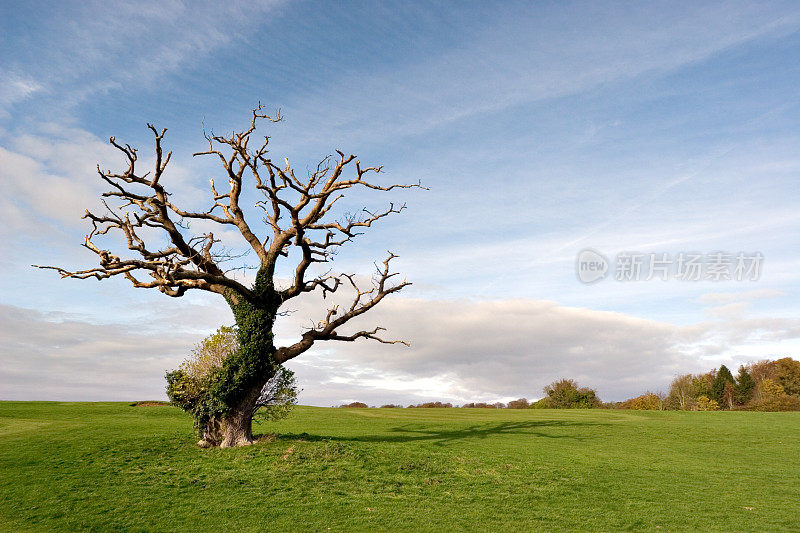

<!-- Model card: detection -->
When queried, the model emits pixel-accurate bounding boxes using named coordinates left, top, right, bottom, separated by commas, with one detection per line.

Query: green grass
left=1, top=403, right=799, bottom=531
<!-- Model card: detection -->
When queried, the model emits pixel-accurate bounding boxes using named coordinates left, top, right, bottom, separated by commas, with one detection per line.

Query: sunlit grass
left=1, top=402, right=798, bottom=531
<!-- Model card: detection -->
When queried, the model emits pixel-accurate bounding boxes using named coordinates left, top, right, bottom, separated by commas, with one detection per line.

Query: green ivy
left=165, top=266, right=283, bottom=432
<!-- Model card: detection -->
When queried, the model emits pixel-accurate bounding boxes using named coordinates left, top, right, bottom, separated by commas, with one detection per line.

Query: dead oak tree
left=37, top=106, right=422, bottom=447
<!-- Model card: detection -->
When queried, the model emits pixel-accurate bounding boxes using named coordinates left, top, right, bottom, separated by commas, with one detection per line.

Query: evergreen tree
left=734, top=365, right=755, bottom=405
left=710, top=365, right=735, bottom=408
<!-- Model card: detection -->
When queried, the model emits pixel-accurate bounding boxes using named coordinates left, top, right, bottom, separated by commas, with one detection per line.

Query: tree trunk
left=198, top=384, right=263, bottom=448
left=199, top=411, right=252, bottom=448
left=194, top=276, right=279, bottom=448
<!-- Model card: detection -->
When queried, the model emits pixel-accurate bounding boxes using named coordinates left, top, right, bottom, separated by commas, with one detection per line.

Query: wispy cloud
left=0, top=0, right=284, bottom=115
left=0, top=72, right=42, bottom=118
left=275, top=2, right=800, bottom=150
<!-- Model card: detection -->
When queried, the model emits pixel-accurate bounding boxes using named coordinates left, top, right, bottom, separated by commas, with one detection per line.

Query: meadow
left=1, top=402, right=798, bottom=532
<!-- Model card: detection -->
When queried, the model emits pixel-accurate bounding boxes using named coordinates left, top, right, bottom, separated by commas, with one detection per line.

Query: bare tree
left=36, top=105, right=423, bottom=447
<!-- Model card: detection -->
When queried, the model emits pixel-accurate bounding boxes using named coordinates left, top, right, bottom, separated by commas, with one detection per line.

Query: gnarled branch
left=274, top=253, right=410, bottom=363
left=36, top=105, right=422, bottom=352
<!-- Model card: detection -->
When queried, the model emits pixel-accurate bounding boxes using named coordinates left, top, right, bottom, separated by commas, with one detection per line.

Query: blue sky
left=2, top=1, right=800, bottom=405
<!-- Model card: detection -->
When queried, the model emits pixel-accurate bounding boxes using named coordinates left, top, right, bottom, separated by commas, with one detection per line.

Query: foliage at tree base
left=167, top=325, right=297, bottom=435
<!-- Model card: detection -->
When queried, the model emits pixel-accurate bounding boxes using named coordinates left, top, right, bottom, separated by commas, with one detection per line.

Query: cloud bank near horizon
left=3, top=289, right=797, bottom=405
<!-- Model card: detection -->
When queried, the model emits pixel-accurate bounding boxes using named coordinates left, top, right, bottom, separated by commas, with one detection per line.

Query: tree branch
left=274, top=253, right=410, bottom=363
left=36, top=105, right=422, bottom=352
left=35, top=124, right=255, bottom=302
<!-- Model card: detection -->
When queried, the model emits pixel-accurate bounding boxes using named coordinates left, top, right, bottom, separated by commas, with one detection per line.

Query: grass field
left=1, top=402, right=799, bottom=531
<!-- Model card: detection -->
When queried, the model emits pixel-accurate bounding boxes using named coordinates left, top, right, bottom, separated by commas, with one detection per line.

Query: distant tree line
left=336, top=357, right=800, bottom=411
left=657, top=357, right=800, bottom=411
left=338, top=400, right=531, bottom=409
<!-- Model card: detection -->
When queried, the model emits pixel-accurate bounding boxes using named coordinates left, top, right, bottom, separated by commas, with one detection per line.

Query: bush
left=739, top=395, right=800, bottom=412
left=340, top=402, right=368, bottom=408
left=529, top=398, right=550, bottom=409
left=694, top=395, right=720, bottom=411
left=408, top=402, right=453, bottom=408
left=618, top=392, right=663, bottom=410
left=506, top=398, right=530, bottom=409
left=462, top=402, right=502, bottom=408
left=167, top=326, right=297, bottom=425
left=539, top=379, right=601, bottom=408
left=254, top=367, right=298, bottom=422
left=379, top=404, right=402, bottom=408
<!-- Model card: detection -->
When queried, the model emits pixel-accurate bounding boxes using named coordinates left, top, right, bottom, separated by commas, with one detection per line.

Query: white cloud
left=0, top=128, right=117, bottom=235
left=3, top=289, right=799, bottom=403
left=0, top=304, right=205, bottom=401
left=277, top=294, right=800, bottom=404
left=699, top=289, right=785, bottom=304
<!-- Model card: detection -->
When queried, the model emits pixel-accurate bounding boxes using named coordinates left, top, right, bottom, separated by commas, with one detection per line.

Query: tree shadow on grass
left=265, top=420, right=610, bottom=446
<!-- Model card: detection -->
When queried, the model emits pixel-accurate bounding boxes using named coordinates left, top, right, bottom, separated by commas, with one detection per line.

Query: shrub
left=462, top=402, right=501, bottom=408
left=529, top=398, right=550, bottom=409
left=340, top=402, right=368, bottom=408
left=253, top=367, right=298, bottom=422
left=506, top=398, right=530, bottom=409
left=408, top=401, right=453, bottom=408
left=618, top=392, right=663, bottom=410
left=379, top=404, right=402, bottom=408
left=167, top=326, right=297, bottom=426
left=739, top=394, right=800, bottom=412
left=694, top=395, right=720, bottom=411
left=540, top=379, right=601, bottom=408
